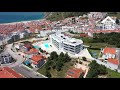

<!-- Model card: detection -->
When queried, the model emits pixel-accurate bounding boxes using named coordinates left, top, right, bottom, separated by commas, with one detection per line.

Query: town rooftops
left=103, top=47, right=116, bottom=54
left=0, top=67, right=24, bottom=78
left=31, top=55, right=45, bottom=62
left=108, top=58, right=119, bottom=65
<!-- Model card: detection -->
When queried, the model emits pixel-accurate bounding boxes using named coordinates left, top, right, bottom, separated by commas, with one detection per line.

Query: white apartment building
left=50, top=32, right=83, bottom=55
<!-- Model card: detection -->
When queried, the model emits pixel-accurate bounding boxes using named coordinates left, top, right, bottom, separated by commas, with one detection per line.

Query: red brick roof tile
left=66, top=68, right=84, bottom=78
left=31, top=55, right=44, bottom=62
left=0, top=67, right=24, bottom=78
left=103, top=47, right=116, bottom=54
left=108, top=58, right=119, bottom=65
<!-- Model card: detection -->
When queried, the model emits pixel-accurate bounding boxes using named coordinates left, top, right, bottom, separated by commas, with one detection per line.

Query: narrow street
left=12, top=64, right=47, bottom=78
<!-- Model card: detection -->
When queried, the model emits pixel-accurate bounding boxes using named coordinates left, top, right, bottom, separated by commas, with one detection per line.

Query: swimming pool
left=44, top=43, right=50, bottom=48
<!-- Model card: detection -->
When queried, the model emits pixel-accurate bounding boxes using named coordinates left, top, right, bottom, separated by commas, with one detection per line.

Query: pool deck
left=32, top=40, right=93, bottom=59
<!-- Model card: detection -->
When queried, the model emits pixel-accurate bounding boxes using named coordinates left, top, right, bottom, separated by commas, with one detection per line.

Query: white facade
left=40, top=30, right=51, bottom=37
left=19, top=33, right=24, bottom=39
left=88, top=12, right=107, bottom=19
left=62, top=26, right=74, bottom=32
left=50, top=32, right=83, bottom=55
left=101, top=16, right=116, bottom=30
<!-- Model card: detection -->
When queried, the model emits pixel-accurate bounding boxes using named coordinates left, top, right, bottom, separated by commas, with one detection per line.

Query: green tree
left=64, top=53, right=71, bottom=62
left=50, top=51, right=58, bottom=60
left=86, top=68, right=98, bottom=78
left=98, top=65, right=108, bottom=75
left=58, top=52, right=64, bottom=62
left=56, top=61, right=63, bottom=71
left=116, top=18, right=120, bottom=24
left=45, top=71, right=51, bottom=78
left=45, top=60, right=53, bottom=70
left=60, top=52, right=64, bottom=58
left=82, top=57, right=87, bottom=61
left=87, top=60, right=107, bottom=78
left=39, top=48, right=44, bottom=53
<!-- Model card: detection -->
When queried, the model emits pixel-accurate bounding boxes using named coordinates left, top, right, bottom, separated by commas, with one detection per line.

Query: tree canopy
left=92, top=32, right=120, bottom=48
left=87, top=60, right=107, bottom=78
left=45, top=51, right=71, bottom=72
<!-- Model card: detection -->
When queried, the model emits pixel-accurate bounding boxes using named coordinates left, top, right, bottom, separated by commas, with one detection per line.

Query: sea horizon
left=0, top=12, right=44, bottom=24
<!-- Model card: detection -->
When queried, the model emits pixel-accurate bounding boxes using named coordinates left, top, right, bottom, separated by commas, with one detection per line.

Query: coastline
left=0, top=12, right=48, bottom=25
left=0, top=19, right=46, bottom=25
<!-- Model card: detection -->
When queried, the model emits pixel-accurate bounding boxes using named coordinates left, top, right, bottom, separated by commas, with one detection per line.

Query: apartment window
left=69, top=49, right=75, bottom=52
left=64, top=46, right=69, bottom=49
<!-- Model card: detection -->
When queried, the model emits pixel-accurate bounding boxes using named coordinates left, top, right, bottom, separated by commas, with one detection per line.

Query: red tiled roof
left=0, top=67, right=24, bottom=78
left=66, top=68, right=84, bottom=78
left=24, top=44, right=32, bottom=48
left=26, top=48, right=39, bottom=54
left=103, top=47, right=116, bottom=54
left=108, top=58, right=119, bottom=65
left=31, top=55, right=44, bottom=62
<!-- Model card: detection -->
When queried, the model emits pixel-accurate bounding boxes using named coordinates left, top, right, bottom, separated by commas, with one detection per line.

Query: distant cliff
left=108, top=12, right=120, bottom=19
left=44, top=12, right=52, bottom=19
left=46, top=12, right=89, bottom=21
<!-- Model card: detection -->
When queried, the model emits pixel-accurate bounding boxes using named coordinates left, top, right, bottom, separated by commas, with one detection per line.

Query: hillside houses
left=100, top=47, right=120, bottom=70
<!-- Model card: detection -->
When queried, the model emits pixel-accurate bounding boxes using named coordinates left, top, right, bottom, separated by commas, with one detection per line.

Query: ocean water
left=0, top=12, right=44, bottom=24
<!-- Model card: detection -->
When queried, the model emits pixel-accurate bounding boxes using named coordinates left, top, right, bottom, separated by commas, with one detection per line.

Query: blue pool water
left=44, top=43, right=50, bottom=48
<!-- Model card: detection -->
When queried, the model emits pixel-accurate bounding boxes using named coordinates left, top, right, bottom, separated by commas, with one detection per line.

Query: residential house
left=0, top=54, right=15, bottom=64
left=102, top=47, right=120, bottom=69
left=20, top=43, right=33, bottom=52
left=31, top=54, right=46, bottom=68
left=66, top=68, right=84, bottom=78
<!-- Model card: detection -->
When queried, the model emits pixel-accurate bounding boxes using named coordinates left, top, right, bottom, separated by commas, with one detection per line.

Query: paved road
left=12, top=64, right=47, bottom=78
left=1, top=42, right=47, bottom=78
left=1, top=44, right=25, bottom=67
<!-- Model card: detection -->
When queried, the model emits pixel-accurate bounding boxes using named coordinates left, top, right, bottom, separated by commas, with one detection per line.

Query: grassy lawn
left=37, top=61, right=73, bottom=78
left=107, top=69, right=120, bottom=78
left=88, top=49, right=100, bottom=58
left=37, top=65, right=46, bottom=75
left=84, top=43, right=116, bottom=48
